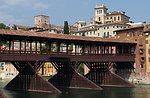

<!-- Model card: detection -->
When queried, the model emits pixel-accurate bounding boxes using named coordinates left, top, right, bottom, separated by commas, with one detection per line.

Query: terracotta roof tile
left=114, top=26, right=144, bottom=32
left=0, top=29, right=136, bottom=44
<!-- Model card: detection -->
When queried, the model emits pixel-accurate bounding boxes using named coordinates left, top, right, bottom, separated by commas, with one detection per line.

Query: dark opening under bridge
left=0, top=29, right=136, bottom=93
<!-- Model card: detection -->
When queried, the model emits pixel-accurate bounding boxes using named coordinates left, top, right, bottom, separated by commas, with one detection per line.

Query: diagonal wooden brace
left=85, top=62, right=134, bottom=87
left=5, top=62, right=61, bottom=93
left=49, top=61, right=102, bottom=90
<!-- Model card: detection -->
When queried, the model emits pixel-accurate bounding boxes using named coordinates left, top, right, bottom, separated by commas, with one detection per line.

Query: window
left=107, top=17, right=109, bottom=20
left=99, top=17, right=101, bottom=21
left=138, top=32, right=143, bottom=36
left=129, top=32, right=133, bottom=37
left=107, top=27, right=109, bottom=29
left=118, top=16, right=120, bottom=21
left=90, top=32, right=92, bottom=35
left=149, top=57, right=150, bottom=62
left=141, top=64, right=144, bottom=68
left=110, top=17, right=112, bottom=19
left=97, top=10, right=99, bottom=14
left=113, top=26, right=115, bottom=28
left=104, top=32, right=106, bottom=37
left=98, top=33, right=100, bottom=36
left=87, top=32, right=88, bottom=35
left=139, top=49, right=144, bottom=54
left=107, top=32, right=109, bottom=37
left=148, top=49, right=150, bottom=54
left=114, top=17, right=116, bottom=21
left=141, top=57, right=144, bottom=62
left=132, top=32, right=135, bottom=36
left=139, top=39, right=143, bottom=46
left=100, top=10, right=102, bottom=14
left=146, top=40, right=148, bottom=44
left=104, top=27, right=105, bottom=29
left=93, top=31, right=95, bottom=35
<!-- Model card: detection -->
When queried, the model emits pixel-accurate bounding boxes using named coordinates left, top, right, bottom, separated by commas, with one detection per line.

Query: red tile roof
left=114, top=26, right=144, bottom=32
left=16, top=25, right=33, bottom=30
left=107, top=11, right=130, bottom=18
left=0, top=29, right=136, bottom=44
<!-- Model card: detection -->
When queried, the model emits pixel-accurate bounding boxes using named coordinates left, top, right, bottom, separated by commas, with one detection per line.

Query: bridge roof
left=0, top=29, right=136, bottom=44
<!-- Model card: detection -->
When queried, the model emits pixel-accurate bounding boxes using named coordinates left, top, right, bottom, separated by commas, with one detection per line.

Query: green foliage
left=78, top=63, right=84, bottom=75
left=12, top=25, right=17, bottom=30
left=0, top=23, right=6, bottom=29
left=0, top=23, right=10, bottom=29
left=64, top=21, right=69, bottom=34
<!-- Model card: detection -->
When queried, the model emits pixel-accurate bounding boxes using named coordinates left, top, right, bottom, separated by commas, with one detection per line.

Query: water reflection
left=1, top=79, right=150, bottom=98
left=2, top=90, right=59, bottom=98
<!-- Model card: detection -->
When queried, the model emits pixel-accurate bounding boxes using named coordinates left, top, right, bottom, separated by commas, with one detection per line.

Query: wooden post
left=19, top=40, right=22, bottom=53
left=24, top=40, right=26, bottom=53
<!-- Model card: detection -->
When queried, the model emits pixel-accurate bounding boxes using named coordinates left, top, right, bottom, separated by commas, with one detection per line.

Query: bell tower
left=95, top=4, right=108, bottom=24
left=34, top=15, right=50, bottom=29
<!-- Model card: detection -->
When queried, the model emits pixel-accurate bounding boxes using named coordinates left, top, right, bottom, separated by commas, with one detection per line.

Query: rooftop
left=0, top=29, right=136, bottom=44
left=114, top=26, right=144, bottom=32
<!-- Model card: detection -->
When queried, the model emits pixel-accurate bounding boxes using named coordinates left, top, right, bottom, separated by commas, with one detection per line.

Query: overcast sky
left=0, top=0, right=150, bottom=26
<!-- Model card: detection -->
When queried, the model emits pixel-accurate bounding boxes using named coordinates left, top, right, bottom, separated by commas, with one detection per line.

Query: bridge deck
left=0, top=53, right=135, bottom=62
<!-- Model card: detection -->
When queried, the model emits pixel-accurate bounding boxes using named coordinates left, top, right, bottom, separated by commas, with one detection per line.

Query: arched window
left=99, top=17, right=101, bottom=21
left=118, top=16, right=120, bottom=21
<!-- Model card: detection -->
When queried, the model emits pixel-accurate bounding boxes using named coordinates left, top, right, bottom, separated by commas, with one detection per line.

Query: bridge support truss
left=84, top=62, right=134, bottom=87
left=48, top=58, right=102, bottom=90
left=5, top=61, right=61, bottom=93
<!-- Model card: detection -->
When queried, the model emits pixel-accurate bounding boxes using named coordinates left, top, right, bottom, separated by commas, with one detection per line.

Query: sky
left=0, top=0, right=150, bottom=26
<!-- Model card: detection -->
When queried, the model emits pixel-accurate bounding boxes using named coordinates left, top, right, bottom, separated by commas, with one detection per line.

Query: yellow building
left=39, top=62, right=56, bottom=76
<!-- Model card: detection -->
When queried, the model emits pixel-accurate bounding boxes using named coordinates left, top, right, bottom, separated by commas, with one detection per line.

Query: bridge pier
left=5, top=62, right=61, bottom=93
left=115, top=62, right=135, bottom=80
left=48, top=59, right=102, bottom=90
left=84, top=62, right=134, bottom=87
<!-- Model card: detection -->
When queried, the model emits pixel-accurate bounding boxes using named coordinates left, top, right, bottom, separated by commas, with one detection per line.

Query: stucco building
left=92, top=5, right=130, bottom=24
left=115, top=24, right=150, bottom=77
left=72, top=4, right=130, bottom=38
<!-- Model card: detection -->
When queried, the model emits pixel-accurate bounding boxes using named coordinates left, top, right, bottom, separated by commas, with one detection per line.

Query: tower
left=34, top=15, right=50, bottom=29
left=95, top=4, right=108, bottom=24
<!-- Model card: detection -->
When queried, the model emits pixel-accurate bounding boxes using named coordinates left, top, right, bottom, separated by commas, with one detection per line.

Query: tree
left=12, top=25, right=17, bottom=30
left=64, top=21, right=69, bottom=34
left=0, top=23, right=10, bottom=29
left=77, top=63, right=84, bottom=75
left=0, top=23, right=6, bottom=29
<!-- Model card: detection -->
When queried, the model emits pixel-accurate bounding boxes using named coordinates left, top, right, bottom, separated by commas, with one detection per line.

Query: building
left=34, top=15, right=50, bottom=29
left=144, top=24, right=150, bottom=74
left=0, top=62, right=18, bottom=80
left=115, top=24, right=150, bottom=77
left=72, top=4, right=130, bottom=38
left=38, top=62, right=57, bottom=76
left=92, top=4, right=130, bottom=24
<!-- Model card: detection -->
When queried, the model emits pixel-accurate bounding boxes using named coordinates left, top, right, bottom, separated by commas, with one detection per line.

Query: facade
left=92, top=5, right=130, bottom=24
left=72, top=4, right=130, bottom=38
left=96, top=23, right=129, bottom=38
left=34, top=15, right=50, bottom=29
left=39, top=62, right=57, bottom=76
left=144, top=25, right=150, bottom=74
left=0, top=62, right=18, bottom=80
left=115, top=25, right=150, bottom=77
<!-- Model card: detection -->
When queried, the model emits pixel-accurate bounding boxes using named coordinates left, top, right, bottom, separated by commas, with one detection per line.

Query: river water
left=1, top=80, right=150, bottom=98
